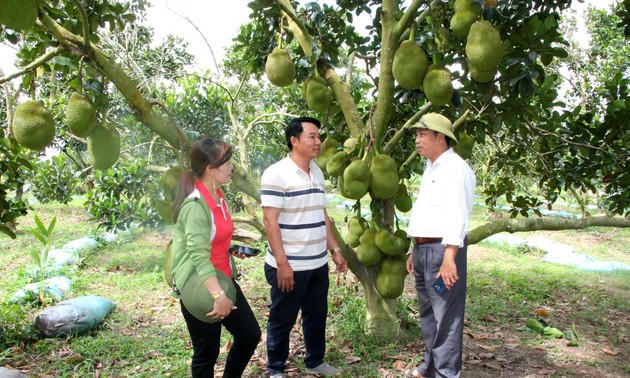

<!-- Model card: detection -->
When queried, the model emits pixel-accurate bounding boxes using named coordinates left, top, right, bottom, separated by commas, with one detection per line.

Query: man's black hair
left=284, top=117, right=321, bottom=151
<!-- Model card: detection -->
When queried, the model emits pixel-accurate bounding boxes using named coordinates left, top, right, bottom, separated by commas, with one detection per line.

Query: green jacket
left=170, top=194, right=217, bottom=298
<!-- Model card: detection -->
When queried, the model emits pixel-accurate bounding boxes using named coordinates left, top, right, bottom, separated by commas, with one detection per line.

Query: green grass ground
left=0, top=198, right=628, bottom=377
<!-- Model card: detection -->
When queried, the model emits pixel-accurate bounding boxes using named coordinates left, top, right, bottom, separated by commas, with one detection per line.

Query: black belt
left=412, top=237, right=442, bottom=245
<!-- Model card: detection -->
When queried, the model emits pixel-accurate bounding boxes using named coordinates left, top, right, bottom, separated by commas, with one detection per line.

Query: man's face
left=415, top=128, right=442, bottom=161
left=292, top=122, right=321, bottom=159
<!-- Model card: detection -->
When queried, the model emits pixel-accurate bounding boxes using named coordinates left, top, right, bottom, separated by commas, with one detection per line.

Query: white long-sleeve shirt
left=407, top=148, right=476, bottom=247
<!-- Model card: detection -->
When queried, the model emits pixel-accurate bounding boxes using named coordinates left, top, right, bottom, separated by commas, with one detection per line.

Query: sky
left=0, top=0, right=618, bottom=81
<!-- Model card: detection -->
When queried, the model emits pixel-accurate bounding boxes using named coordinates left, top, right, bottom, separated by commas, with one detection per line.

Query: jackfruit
left=326, top=151, right=350, bottom=177
left=306, top=76, right=332, bottom=112
left=66, top=92, right=97, bottom=138
left=423, top=65, right=453, bottom=107
left=159, top=166, right=183, bottom=202
left=343, top=137, right=359, bottom=154
left=342, top=160, right=371, bottom=200
left=454, top=0, right=481, bottom=13
left=346, top=216, right=369, bottom=248
left=394, top=229, right=411, bottom=253
left=12, top=100, right=55, bottom=151
left=265, top=48, right=295, bottom=87
left=0, top=0, right=40, bottom=31
left=375, top=229, right=406, bottom=256
left=315, top=137, right=339, bottom=171
left=453, top=130, right=475, bottom=160
left=392, top=40, right=429, bottom=90
left=468, top=61, right=497, bottom=83
left=348, top=216, right=369, bottom=236
left=376, top=269, right=405, bottom=299
left=395, top=183, right=413, bottom=213
left=155, top=199, right=174, bottom=222
left=369, top=154, right=399, bottom=199
left=450, top=10, right=478, bottom=37
left=380, top=253, right=408, bottom=276
left=356, top=229, right=383, bottom=266
left=466, top=20, right=502, bottom=72
left=88, top=122, right=120, bottom=170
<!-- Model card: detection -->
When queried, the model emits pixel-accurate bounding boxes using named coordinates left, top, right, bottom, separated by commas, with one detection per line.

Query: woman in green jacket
left=170, top=138, right=261, bottom=377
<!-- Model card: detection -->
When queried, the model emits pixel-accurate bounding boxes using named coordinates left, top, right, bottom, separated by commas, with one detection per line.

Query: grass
left=0, top=197, right=628, bottom=377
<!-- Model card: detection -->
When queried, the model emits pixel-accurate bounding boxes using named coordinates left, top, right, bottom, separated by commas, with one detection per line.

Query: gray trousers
left=412, top=239, right=467, bottom=378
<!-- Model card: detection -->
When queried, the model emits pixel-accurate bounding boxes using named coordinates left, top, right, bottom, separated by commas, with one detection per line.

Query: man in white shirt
left=404, top=113, right=476, bottom=378
left=261, top=117, right=348, bottom=378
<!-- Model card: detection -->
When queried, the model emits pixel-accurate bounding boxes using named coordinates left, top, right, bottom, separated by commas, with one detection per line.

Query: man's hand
left=277, top=262, right=295, bottom=292
left=406, top=254, right=414, bottom=274
left=438, top=245, right=459, bottom=289
left=332, top=250, right=348, bottom=275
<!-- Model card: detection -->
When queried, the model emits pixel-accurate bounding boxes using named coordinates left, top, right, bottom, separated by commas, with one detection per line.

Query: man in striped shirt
left=261, top=117, right=348, bottom=378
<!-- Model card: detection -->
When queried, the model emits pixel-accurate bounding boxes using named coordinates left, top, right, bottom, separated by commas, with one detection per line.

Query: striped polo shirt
left=261, top=156, right=329, bottom=271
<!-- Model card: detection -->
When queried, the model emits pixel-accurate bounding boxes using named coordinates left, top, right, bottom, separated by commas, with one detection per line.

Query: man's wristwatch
left=330, top=247, right=342, bottom=254
left=211, top=290, right=224, bottom=300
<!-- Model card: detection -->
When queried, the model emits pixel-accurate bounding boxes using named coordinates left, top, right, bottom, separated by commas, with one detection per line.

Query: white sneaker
left=305, top=362, right=341, bottom=376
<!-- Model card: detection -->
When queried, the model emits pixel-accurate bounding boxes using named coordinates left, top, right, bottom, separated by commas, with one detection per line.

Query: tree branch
left=468, top=216, right=630, bottom=245
left=0, top=46, right=66, bottom=84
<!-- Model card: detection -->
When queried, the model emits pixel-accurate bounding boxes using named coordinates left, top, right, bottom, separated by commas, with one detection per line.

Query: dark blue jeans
left=264, top=263, right=330, bottom=374
left=180, top=281, right=261, bottom=378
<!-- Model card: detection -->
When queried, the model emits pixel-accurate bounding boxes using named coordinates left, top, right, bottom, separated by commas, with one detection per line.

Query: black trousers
left=264, top=263, right=330, bottom=374
left=181, top=281, right=261, bottom=378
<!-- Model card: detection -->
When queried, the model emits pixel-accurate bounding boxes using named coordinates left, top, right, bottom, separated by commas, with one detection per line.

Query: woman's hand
left=207, top=294, right=236, bottom=320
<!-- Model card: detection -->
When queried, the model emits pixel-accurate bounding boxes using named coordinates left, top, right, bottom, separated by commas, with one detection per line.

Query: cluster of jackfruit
left=12, top=100, right=56, bottom=151
left=0, top=0, right=40, bottom=31
left=450, top=0, right=481, bottom=37
left=88, top=122, right=120, bottom=170
left=345, top=215, right=410, bottom=299
left=465, top=20, right=502, bottom=83
left=265, top=48, right=295, bottom=87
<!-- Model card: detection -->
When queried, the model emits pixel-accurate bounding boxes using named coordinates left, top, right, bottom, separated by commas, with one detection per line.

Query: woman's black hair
left=172, top=138, right=232, bottom=222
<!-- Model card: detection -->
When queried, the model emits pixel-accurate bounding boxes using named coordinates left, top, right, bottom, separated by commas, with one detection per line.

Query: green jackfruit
left=348, top=216, right=369, bottom=236
left=380, top=254, right=408, bottom=276
left=159, top=166, right=183, bottom=202
left=265, top=48, right=295, bottom=87
left=345, top=231, right=361, bottom=248
left=454, top=0, right=481, bottom=13
left=0, top=0, right=39, bottom=31
left=369, top=154, right=399, bottom=199
left=12, top=100, right=55, bottom=151
left=376, top=270, right=405, bottom=299
left=450, top=10, right=478, bottom=37
left=468, top=61, right=497, bottom=83
left=155, top=198, right=174, bottom=222
left=356, top=229, right=383, bottom=266
left=306, top=76, right=332, bottom=112
left=423, top=65, right=453, bottom=107
left=392, top=40, right=429, bottom=90
left=395, top=183, right=413, bottom=213
left=343, top=137, right=360, bottom=154
left=88, top=123, right=120, bottom=170
left=66, top=93, right=97, bottom=138
left=466, top=20, right=502, bottom=72
left=342, top=160, right=371, bottom=200
left=315, top=137, right=339, bottom=171
left=453, top=130, right=475, bottom=160
left=326, top=151, right=350, bottom=177
left=394, top=229, right=411, bottom=253
left=375, top=229, right=406, bottom=256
